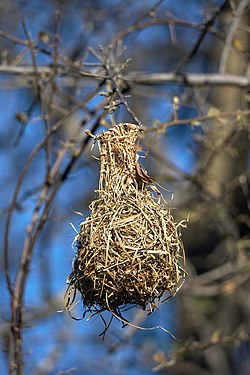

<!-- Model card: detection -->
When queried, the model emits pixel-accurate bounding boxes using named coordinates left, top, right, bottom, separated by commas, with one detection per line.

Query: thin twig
left=111, top=17, right=226, bottom=46
left=153, top=331, right=250, bottom=372
left=174, top=0, right=228, bottom=73
left=145, top=109, right=250, bottom=132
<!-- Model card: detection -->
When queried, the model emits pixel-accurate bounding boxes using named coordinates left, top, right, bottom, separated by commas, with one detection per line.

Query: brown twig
left=153, top=331, right=250, bottom=371
left=145, top=109, right=250, bottom=132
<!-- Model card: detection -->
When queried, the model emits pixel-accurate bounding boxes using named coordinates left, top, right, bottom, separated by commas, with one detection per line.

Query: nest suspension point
left=66, top=123, right=186, bottom=318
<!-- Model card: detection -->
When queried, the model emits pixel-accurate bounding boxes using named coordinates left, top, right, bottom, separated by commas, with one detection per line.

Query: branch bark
left=122, top=72, right=250, bottom=87
left=0, top=65, right=249, bottom=88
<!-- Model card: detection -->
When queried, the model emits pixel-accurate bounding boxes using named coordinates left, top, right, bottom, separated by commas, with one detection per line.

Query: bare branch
left=111, top=16, right=226, bottom=46
left=122, top=72, right=250, bottom=87
left=1, top=65, right=249, bottom=88
left=145, top=109, right=250, bottom=132
left=153, top=331, right=250, bottom=372
left=175, top=0, right=228, bottom=73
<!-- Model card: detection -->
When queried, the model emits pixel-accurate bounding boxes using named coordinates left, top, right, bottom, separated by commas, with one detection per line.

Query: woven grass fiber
left=66, top=123, right=186, bottom=318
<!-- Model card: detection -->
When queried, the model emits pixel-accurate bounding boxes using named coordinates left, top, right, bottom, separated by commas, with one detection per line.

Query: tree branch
left=1, top=65, right=249, bottom=88
left=122, top=72, right=250, bottom=87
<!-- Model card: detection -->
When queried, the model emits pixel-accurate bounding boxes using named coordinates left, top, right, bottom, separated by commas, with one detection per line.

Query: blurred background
left=0, top=0, right=249, bottom=374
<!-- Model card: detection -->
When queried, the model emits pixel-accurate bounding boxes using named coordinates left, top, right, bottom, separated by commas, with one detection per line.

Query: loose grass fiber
left=66, top=123, right=186, bottom=329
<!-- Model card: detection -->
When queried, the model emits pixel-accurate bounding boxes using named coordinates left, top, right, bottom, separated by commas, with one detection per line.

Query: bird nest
left=66, top=123, right=186, bottom=326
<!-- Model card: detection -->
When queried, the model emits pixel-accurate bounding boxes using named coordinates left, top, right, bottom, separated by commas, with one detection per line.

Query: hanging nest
left=66, top=123, right=186, bottom=320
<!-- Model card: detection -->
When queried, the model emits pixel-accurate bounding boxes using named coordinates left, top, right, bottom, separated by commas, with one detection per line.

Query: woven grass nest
left=66, top=123, right=186, bottom=322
